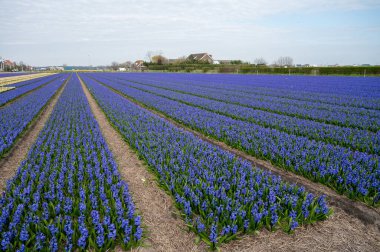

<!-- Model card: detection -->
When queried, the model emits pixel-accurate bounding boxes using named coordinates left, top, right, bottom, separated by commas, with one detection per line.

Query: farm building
left=187, top=53, right=214, bottom=64
left=134, top=60, right=147, bottom=71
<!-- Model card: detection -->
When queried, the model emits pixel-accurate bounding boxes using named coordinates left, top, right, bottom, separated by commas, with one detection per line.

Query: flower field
left=83, top=73, right=380, bottom=206
left=0, top=73, right=55, bottom=87
left=0, top=74, right=62, bottom=106
left=94, top=75, right=379, bottom=154
left=0, top=74, right=69, bottom=158
left=116, top=73, right=380, bottom=109
left=0, top=73, right=32, bottom=79
left=80, top=74, right=331, bottom=248
left=98, top=73, right=380, bottom=131
left=1, top=72, right=379, bottom=250
left=0, top=75, right=141, bottom=251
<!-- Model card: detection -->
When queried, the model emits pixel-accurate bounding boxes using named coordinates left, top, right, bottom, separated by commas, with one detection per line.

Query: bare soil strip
left=0, top=75, right=70, bottom=193
left=221, top=207, right=380, bottom=251
left=79, top=76, right=206, bottom=252
left=86, top=77, right=380, bottom=251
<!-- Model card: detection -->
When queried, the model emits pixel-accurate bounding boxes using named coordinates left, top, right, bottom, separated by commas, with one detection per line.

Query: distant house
left=3, top=60, right=14, bottom=68
left=187, top=53, right=214, bottom=64
left=134, top=60, right=144, bottom=68
left=134, top=60, right=147, bottom=71
left=118, top=67, right=126, bottom=71
left=48, top=66, right=64, bottom=71
left=296, top=64, right=310, bottom=67
left=35, top=67, right=47, bottom=71
left=2, top=60, right=15, bottom=71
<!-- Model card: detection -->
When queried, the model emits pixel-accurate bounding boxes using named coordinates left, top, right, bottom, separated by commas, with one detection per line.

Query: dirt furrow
left=79, top=75, right=206, bottom=252
left=221, top=207, right=380, bottom=251
left=0, top=75, right=71, bottom=193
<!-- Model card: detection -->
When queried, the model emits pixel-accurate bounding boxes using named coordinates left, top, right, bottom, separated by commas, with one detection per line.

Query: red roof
left=3, top=60, right=14, bottom=66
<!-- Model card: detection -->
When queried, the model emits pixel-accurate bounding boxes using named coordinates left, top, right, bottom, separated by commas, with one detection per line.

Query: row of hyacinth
left=0, top=75, right=61, bottom=106
left=100, top=73, right=380, bottom=132
left=4, top=75, right=53, bottom=88
left=0, top=74, right=69, bottom=158
left=84, top=74, right=380, bottom=206
left=0, top=75, right=142, bottom=251
left=110, top=73, right=380, bottom=110
left=0, top=73, right=34, bottom=79
left=115, top=74, right=380, bottom=110
left=96, top=76, right=379, bottom=155
left=81, top=74, right=331, bottom=248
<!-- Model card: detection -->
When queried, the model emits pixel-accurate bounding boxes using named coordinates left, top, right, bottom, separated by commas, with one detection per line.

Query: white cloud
left=0, top=0, right=379, bottom=65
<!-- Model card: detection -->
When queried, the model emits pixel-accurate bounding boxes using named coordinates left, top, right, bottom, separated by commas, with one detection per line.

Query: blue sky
left=0, top=0, right=379, bottom=66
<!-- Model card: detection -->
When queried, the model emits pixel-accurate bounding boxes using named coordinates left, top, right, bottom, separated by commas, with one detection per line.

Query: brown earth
left=0, top=75, right=70, bottom=193
left=85, top=76, right=380, bottom=251
left=221, top=207, right=380, bottom=252
left=79, top=75, right=207, bottom=252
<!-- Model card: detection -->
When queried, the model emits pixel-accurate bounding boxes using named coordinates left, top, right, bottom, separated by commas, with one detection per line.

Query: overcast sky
left=1, top=0, right=380, bottom=66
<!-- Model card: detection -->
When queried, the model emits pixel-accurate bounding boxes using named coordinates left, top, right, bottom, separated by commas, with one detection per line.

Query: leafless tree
left=275, top=56, right=293, bottom=67
left=19, top=61, right=25, bottom=71
left=254, top=57, right=267, bottom=66
left=124, top=61, right=133, bottom=68
left=145, top=51, right=153, bottom=62
left=111, top=61, right=119, bottom=71
left=174, top=56, right=187, bottom=64
left=118, top=61, right=133, bottom=71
